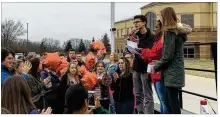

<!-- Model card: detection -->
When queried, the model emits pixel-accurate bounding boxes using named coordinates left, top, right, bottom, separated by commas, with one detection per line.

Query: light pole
left=110, top=2, right=115, bottom=53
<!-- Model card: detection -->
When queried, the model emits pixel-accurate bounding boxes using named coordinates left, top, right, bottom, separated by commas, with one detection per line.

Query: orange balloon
left=42, top=53, right=61, bottom=71
left=81, top=72, right=98, bottom=90
left=90, top=40, right=106, bottom=50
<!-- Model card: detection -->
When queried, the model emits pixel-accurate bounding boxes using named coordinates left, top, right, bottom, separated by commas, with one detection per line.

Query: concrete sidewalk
left=152, top=74, right=217, bottom=114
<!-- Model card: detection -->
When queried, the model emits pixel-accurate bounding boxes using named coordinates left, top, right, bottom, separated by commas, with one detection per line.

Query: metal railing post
left=211, top=42, right=217, bottom=93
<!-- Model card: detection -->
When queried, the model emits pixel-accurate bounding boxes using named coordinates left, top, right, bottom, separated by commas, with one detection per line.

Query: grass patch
left=184, top=59, right=215, bottom=78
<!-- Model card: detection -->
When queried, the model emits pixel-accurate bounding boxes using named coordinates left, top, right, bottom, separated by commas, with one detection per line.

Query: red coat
left=141, top=36, right=163, bottom=83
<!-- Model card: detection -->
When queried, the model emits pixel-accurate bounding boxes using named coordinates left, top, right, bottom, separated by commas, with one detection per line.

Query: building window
left=117, top=30, right=119, bottom=37
left=121, top=47, right=123, bottom=53
left=121, top=29, right=123, bottom=36
left=117, top=46, right=120, bottom=53
left=184, top=46, right=195, bottom=58
left=181, top=14, right=194, bottom=28
left=127, top=28, right=129, bottom=35
left=145, top=12, right=157, bottom=32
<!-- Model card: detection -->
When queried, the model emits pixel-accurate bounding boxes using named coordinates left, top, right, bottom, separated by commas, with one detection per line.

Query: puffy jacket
left=154, top=23, right=192, bottom=88
left=141, top=35, right=163, bottom=83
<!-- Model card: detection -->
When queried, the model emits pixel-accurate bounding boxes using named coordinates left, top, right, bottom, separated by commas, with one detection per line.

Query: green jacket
left=93, top=106, right=109, bottom=114
left=154, top=23, right=192, bottom=88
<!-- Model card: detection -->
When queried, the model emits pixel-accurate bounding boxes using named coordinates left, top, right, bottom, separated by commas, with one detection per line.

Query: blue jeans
left=154, top=81, right=169, bottom=114
left=115, top=99, right=134, bottom=114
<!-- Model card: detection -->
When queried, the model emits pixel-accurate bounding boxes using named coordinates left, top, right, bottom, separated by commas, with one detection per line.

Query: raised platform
left=154, top=103, right=194, bottom=114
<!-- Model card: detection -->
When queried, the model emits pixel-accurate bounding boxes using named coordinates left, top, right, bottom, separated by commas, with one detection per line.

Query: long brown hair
left=66, top=62, right=80, bottom=84
left=117, top=57, right=131, bottom=77
left=1, top=76, right=36, bottom=114
left=160, top=7, right=179, bottom=30
left=29, top=57, right=40, bottom=78
left=67, top=62, right=79, bottom=75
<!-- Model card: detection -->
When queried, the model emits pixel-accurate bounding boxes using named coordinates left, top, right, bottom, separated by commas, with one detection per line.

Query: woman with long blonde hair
left=57, top=62, right=82, bottom=114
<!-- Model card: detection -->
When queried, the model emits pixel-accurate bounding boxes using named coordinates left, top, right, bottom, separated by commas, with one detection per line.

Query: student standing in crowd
left=141, top=20, right=168, bottom=114
left=76, top=52, right=85, bottom=66
left=65, top=84, right=109, bottom=114
left=40, top=62, right=60, bottom=113
left=124, top=53, right=134, bottom=68
left=105, top=52, right=118, bottom=75
left=67, top=49, right=76, bottom=62
left=131, top=15, right=154, bottom=114
left=1, top=48, right=29, bottom=86
left=57, top=62, right=82, bottom=113
left=1, top=76, right=52, bottom=114
left=111, top=57, right=134, bottom=114
left=95, top=61, right=112, bottom=110
left=72, top=58, right=79, bottom=67
left=152, top=7, right=192, bottom=114
left=26, top=57, right=52, bottom=109
left=13, top=59, right=24, bottom=75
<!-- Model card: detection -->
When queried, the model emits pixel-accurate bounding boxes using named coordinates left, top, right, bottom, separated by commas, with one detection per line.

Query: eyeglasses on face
left=133, top=21, right=142, bottom=24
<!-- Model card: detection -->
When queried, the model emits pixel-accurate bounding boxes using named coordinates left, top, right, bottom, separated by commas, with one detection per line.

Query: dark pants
left=164, top=86, right=181, bottom=114
left=115, top=99, right=134, bottom=114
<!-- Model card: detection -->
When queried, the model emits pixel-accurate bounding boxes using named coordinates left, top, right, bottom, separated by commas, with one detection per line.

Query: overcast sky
left=2, top=2, right=149, bottom=44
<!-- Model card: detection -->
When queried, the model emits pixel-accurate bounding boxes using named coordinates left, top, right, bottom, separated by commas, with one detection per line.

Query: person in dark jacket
left=152, top=7, right=192, bottom=114
left=1, top=48, right=29, bottom=86
left=129, top=15, right=154, bottom=114
left=67, top=49, right=76, bottom=62
left=111, top=57, right=134, bottom=114
left=65, top=84, right=109, bottom=114
left=26, top=57, right=52, bottom=110
left=56, top=62, right=82, bottom=114
left=40, top=62, right=60, bottom=114
left=76, top=52, right=85, bottom=67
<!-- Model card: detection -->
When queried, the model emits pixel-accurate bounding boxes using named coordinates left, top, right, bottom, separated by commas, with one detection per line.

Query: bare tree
left=1, top=19, right=26, bottom=47
left=41, top=38, right=61, bottom=52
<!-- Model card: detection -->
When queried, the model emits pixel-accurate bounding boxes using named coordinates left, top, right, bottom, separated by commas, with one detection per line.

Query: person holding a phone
left=65, top=84, right=109, bottom=114
left=111, top=57, right=134, bottom=114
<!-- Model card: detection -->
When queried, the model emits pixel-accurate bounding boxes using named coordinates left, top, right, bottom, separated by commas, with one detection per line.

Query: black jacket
left=110, top=72, right=134, bottom=102
left=133, top=28, right=154, bottom=73
left=56, top=73, right=83, bottom=114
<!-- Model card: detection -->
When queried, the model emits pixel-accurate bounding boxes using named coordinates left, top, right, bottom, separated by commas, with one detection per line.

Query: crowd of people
left=1, top=7, right=192, bottom=114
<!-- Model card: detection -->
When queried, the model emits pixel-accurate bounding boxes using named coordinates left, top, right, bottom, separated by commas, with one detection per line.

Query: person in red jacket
left=141, top=20, right=168, bottom=114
